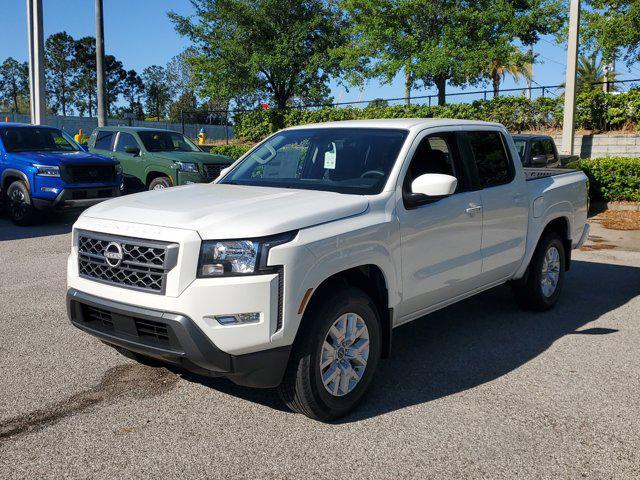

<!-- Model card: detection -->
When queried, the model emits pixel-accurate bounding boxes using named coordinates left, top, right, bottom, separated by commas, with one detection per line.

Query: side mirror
left=411, top=173, right=457, bottom=197
left=125, top=145, right=140, bottom=156
left=216, top=166, right=231, bottom=180
left=531, top=155, right=547, bottom=166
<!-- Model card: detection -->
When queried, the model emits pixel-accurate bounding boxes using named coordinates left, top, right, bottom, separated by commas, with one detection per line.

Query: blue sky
left=2, top=0, right=640, bottom=107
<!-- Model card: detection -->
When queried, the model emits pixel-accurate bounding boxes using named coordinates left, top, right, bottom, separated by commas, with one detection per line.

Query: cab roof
left=93, top=125, right=181, bottom=134
left=285, top=118, right=503, bottom=132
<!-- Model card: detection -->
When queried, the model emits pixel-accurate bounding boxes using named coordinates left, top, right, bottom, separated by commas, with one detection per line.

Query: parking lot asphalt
left=1, top=213, right=639, bottom=479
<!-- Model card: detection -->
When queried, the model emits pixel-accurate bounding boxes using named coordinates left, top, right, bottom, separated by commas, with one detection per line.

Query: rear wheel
left=6, top=180, right=40, bottom=226
left=278, top=287, right=381, bottom=421
left=513, top=232, right=566, bottom=311
left=148, top=176, right=171, bottom=190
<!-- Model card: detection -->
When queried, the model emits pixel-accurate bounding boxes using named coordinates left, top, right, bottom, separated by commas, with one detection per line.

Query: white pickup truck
left=67, top=119, right=589, bottom=421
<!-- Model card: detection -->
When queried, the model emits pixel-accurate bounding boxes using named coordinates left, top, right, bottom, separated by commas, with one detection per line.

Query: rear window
left=94, top=131, right=115, bottom=151
left=466, top=131, right=513, bottom=188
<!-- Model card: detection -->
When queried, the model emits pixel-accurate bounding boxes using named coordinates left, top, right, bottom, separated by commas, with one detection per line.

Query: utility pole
left=95, top=0, right=107, bottom=127
left=561, top=0, right=581, bottom=155
left=26, top=0, right=46, bottom=125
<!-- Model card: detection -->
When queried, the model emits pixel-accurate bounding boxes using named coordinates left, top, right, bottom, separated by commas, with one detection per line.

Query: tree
left=169, top=0, right=346, bottom=109
left=45, top=32, right=76, bottom=116
left=487, top=48, right=534, bottom=98
left=104, top=55, right=127, bottom=115
left=0, top=57, right=29, bottom=113
left=575, top=52, right=620, bottom=94
left=73, top=36, right=97, bottom=117
left=121, top=69, right=145, bottom=119
left=142, top=65, right=171, bottom=121
left=340, top=0, right=563, bottom=106
left=583, top=1, right=640, bottom=67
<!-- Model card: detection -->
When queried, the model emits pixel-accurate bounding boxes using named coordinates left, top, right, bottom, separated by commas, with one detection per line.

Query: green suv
left=88, top=126, right=233, bottom=191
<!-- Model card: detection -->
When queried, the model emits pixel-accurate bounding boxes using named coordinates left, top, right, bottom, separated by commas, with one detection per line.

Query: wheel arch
left=299, top=264, right=393, bottom=359
left=1, top=169, right=30, bottom=194
left=145, top=169, right=173, bottom=187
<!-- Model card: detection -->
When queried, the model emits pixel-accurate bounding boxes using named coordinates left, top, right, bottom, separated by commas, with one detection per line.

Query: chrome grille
left=77, top=231, right=178, bottom=294
left=203, top=163, right=223, bottom=179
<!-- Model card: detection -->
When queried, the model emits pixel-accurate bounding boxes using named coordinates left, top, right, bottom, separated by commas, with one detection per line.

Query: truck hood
left=8, top=150, right=115, bottom=166
left=82, top=184, right=369, bottom=238
left=151, top=151, right=232, bottom=164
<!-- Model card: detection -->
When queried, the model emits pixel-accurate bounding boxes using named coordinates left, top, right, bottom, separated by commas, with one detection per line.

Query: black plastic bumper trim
left=66, top=288, right=291, bottom=388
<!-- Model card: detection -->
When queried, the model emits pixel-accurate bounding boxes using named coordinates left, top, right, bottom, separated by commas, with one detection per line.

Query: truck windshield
left=219, top=128, right=408, bottom=195
left=1, top=127, right=81, bottom=153
left=137, top=131, right=201, bottom=152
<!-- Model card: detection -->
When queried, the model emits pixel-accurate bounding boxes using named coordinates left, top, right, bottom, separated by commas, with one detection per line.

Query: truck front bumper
left=33, top=186, right=120, bottom=211
left=67, top=288, right=291, bottom=388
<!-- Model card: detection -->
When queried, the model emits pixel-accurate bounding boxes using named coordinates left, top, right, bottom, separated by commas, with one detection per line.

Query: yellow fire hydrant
left=74, top=128, right=84, bottom=143
left=198, top=128, right=206, bottom=145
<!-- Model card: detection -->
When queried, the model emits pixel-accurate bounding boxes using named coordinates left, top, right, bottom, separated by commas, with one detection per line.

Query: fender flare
left=1, top=168, right=30, bottom=192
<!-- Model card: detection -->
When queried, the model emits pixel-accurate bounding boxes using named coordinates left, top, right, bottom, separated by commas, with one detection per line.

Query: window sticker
left=324, top=143, right=337, bottom=169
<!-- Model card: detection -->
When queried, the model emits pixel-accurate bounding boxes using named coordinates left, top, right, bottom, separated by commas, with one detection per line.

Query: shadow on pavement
left=178, top=259, right=640, bottom=422
left=0, top=211, right=80, bottom=241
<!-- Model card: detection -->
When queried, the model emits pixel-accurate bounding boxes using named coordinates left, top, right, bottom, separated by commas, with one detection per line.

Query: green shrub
left=231, top=89, right=640, bottom=141
left=572, top=157, right=640, bottom=202
left=207, top=144, right=253, bottom=160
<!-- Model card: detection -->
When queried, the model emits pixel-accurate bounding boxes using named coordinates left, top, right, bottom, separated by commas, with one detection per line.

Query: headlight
left=198, top=231, right=296, bottom=277
left=34, top=165, right=60, bottom=177
left=175, top=161, right=199, bottom=173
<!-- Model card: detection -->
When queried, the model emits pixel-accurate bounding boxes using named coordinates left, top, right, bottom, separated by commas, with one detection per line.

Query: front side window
left=531, top=140, right=545, bottom=157
left=403, top=134, right=459, bottom=193
left=137, top=131, right=200, bottom=152
left=543, top=139, right=555, bottom=156
left=466, top=131, right=513, bottom=188
left=94, top=131, right=115, bottom=151
left=220, top=128, right=408, bottom=195
left=115, top=132, right=139, bottom=152
left=1, top=127, right=81, bottom=153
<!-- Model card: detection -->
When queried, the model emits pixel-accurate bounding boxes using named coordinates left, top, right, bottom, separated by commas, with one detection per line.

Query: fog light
left=208, top=312, right=261, bottom=326
left=40, top=187, right=59, bottom=193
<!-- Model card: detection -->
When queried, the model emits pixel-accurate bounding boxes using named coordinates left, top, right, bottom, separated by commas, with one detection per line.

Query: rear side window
left=466, top=131, right=513, bottom=188
left=543, top=139, right=555, bottom=155
left=94, top=131, right=114, bottom=151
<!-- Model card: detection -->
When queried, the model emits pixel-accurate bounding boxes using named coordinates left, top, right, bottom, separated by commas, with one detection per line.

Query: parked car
left=88, top=126, right=233, bottom=192
left=67, top=119, right=589, bottom=421
left=512, top=134, right=578, bottom=168
left=0, top=123, right=121, bottom=225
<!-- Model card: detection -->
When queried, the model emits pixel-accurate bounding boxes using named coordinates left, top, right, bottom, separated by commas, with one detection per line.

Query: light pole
left=26, top=0, right=46, bottom=125
left=95, top=0, right=107, bottom=126
left=561, top=0, right=581, bottom=155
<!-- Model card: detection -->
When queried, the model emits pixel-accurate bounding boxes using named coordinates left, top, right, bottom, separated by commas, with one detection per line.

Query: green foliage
left=45, top=32, right=76, bottom=116
left=142, top=65, right=172, bottom=121
left=169, top=0, right=346, bottom=109
left=0, top=57, right=29, bottom=113
left=207, top=144, right=253, bottom=160
left=233, top=91, right=640, bottom=140
left=583, top=1, right=640, bottom=66
left=571, top=157, right=640, bottom=202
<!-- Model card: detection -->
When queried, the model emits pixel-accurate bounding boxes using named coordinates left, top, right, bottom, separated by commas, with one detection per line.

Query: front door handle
left=465, top=204, right=482, bottom=216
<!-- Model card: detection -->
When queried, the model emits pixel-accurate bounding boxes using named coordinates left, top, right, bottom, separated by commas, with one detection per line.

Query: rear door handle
left=465, top=204, right=482, bottom=215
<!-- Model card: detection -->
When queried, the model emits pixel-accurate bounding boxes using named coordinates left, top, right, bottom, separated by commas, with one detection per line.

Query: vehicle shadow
left=180, top=259, right=640, bottom=421
left=0, top=211, right=79, bottom=241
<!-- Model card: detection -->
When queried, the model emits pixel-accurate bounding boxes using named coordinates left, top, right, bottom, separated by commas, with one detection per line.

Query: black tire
left=148, top=176, right=172, bottom=190
left=512, top=232, right=566, bottom=311
left=278, top=286, right=381, bottom=421
left=6, top=180, right=40, bottom=226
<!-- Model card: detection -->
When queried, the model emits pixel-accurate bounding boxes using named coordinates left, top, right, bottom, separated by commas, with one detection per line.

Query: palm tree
left=487, top=48, right=534, bottom=98
left=575, top=53, right=620, bottom=94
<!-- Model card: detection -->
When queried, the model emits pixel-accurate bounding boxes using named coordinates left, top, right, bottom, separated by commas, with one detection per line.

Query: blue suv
left=0, top=123, right=122, bottom=225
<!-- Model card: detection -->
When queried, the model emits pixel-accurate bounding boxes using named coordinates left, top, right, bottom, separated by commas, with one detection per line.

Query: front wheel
left=148, top=176, right=172, bottom=190
left=6, top=180, right=40, bottom=226
left=278, top=287, right=381, bottom=421
left=512, top=232, right=566, bottom=311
